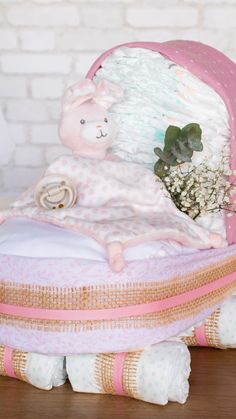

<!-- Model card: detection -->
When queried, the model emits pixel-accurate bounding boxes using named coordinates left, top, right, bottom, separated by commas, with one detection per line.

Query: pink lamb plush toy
left=34, top=79, right=125, bottom=270
left=35, top=79, right=123, bottom=209
left=59, top=79, right=125, bottom=271
left=59, top=79, right=123, bottom=160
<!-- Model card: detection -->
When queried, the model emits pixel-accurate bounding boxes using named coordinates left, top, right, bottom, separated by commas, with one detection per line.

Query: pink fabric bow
left=63, top=79, right=123, bottom=112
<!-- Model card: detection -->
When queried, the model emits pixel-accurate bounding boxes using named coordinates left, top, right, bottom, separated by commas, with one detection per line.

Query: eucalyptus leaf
left=154, top=160, right=169, bottom=178
left=172, top=141, right=193, bottom=161
left=177, top=140, right=193, bottom=155
left=153, top=122, right=203, bottom=179
left=154, top=147, right=170, bottom=163
left=180, top=123, right=202, bottom=142
left=166, top=152, right=178, bottom=165
left=188, top=137, right=203, bottom=151
left=154, top=146, right=164, bottom=157
left=164, top=126, right=181, bottom=151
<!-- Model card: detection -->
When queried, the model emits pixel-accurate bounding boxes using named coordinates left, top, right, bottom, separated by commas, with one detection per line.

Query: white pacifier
left=34, top=174, right=77, bottom=210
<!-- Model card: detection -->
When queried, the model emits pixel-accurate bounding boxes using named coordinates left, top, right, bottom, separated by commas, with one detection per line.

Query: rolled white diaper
left=66, top=341, right=191, bottom=405
left=178, top=296, right=236, bottom=348
left=0, top=345, right=67, bottom=390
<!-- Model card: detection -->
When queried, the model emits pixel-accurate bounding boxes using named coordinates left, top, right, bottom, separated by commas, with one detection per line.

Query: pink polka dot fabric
left=0, top=154, right=226, bottom=273
left=87, top=40, right=236, bottom=244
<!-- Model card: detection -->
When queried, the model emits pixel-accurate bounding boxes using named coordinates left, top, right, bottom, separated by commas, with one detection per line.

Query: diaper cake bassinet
left=1, top=40, right=236, bottom=405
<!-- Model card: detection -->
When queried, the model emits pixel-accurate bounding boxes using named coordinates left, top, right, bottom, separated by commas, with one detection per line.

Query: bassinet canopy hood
left=87, top=40, right=236, bottom=245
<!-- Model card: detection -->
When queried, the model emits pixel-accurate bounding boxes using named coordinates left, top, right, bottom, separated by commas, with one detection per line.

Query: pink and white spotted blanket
left=0, top=155, right=226, bottom=271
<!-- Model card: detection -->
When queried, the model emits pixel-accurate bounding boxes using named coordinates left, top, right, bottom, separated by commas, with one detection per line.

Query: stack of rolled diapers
left=66, top=296, right=236, bottom=404
left=0, top=341, right=190, bottom=404
left=0, top=346, right=66, bottom=390
left=178, top=296, right=236, bottom=349
left=63, top=296, right=236, bottom=405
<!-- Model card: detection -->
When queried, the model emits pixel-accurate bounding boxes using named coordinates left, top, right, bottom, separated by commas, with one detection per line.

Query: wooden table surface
left=0, top=347, right=235, bottom=419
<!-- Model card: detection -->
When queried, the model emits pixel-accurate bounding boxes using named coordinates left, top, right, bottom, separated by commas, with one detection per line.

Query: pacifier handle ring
left=39, top=184, right=75, bottom=209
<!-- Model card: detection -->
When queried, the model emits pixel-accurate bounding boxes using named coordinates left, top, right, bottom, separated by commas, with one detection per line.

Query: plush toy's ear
left=62, top=79, right=123, bottom=112
left=62, top=79, right=96, bottom=112
left=94, top=80, right=124, bottom=109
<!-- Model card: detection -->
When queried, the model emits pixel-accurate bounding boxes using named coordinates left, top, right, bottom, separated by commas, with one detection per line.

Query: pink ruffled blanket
left=0, top=155, right=225, bottom=271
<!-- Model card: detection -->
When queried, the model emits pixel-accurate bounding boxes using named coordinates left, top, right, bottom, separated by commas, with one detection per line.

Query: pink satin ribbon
left=112, top=352, right=127, bottom=396
left=195, top=324, right=209, bottom=347
left=3, top=347, right=16, bottom=378
left=0, top=270, right=235, bottom=321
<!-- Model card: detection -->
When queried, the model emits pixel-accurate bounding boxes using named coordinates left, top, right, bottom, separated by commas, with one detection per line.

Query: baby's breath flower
left=160, top=158, right=236, bottom=220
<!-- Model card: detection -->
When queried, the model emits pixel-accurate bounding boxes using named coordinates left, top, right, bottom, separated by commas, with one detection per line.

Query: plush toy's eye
left=104, top=118, right=108, bottom=123
left=80, top=119, right=85, bottom=124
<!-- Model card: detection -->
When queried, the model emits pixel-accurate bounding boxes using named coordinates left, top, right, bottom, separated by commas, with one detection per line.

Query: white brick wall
left=0, top=0, right=235, bottom=197
left=14, top=145, right=44, bottom=166
left=31, top=77, right=64, bottom=98
left=20, top=30, right=55, bottom=51
left=0, top=75, right=27, bottom=98
left=6, top=5, right=80, bottom=26
left=203, top=7, right=236, bottom=29
left=82, top=5, right=123, bottom=28
left=0, top=29, right=17, bottom=49
left=1, top=54, right=72, bottom=74
left=6, top=100, right=49, bottom=122
left=126, top=7, right=199, bottom=27
left=8, top=123, right=27, bottom=144
left=30, top=124, right=59, bottom=144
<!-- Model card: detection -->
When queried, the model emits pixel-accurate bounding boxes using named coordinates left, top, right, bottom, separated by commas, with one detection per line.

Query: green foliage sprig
left=154, top=124, right=236, bottom=221
left=154, top=123, right=203, bottom=179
